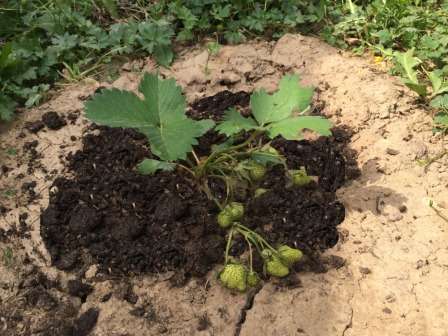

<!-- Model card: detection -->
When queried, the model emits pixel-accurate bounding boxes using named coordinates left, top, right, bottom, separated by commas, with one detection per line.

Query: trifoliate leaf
left=250, top=74, right=313, bottom=126
left=137, top=159, right=176, bottom=175
left=216, top=108, right=258, bottom=136
left=267, top=116, right=332, bottom=140
left=85, top=73, right=214, bottom=162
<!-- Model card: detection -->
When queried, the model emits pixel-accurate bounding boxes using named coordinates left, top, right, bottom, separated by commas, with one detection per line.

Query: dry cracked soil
left=1, top=34, right=448, bottom=336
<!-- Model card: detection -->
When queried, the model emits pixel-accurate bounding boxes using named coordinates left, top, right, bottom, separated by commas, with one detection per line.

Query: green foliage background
left=0, top=0, right=327, bottom=121
left=1, top=0, right=448, bottom=130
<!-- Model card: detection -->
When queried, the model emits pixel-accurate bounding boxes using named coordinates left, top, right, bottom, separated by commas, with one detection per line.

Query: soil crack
left=342, top=284, right=356, bottom=336
left=234, top=286, right=261, bottom=336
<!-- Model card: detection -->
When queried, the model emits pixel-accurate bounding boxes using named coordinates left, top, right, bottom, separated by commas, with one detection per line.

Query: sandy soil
left=1, top=34, right=448, bottom=336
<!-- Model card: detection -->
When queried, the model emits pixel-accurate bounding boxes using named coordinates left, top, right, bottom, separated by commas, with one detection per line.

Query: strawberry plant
left=86, top=72, right=331, bottom=291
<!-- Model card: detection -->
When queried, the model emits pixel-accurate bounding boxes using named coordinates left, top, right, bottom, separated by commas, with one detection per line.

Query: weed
left=3, top=189, right=16, bottom=198
left=6, top=147, right=17, bottom=156
left=2, top=247, right=14, bottom=268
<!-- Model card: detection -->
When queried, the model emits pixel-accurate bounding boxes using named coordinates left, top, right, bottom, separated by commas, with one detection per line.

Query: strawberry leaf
left=431, top=94, right=448, bottom=109
left=250, top=74, right=313, bottom=126
left=434, top=112, right=448, bottom=133
left=216, top=108, right=258, bottom=136
left=85, top=89, right=150, bottom=127
left=137, top=159, right=176, bottom=175
left=267, top=116, right=332, bottom=140
left=85, top=73, right=214, bottom=161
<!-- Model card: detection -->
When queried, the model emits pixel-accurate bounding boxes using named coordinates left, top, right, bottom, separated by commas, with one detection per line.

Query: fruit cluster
left=216, top=202, right=303, bottom=292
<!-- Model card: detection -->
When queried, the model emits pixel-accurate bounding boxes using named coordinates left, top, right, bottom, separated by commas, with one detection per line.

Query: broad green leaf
left=197, top=119, right=215, bottom=134
left=267, top=116, right=332, bottom=140
left=431, top=94, right=448, bottom=108
left=403, top=80, right=427, bottom=97
left=394, top=50, right=421, bottom=84
left=434, top=112, right=448, bottom=128
left=433, top=112, right=448, bottom=133
left=85, top=89, right=150, bottom=127
left=216, top=108, right=258, bottom=136
left=154, top=45, right=174, bottom=67
left=0, top=94, right=16, bottom=121
left=427, top=71, right=448, bottom=96
left=428, top=71, right=442, bottom=93
left=143, top=118, right=212, bottom=161
left=250, top=74, right=313, bottom=126
left=85, top=73, right=214, bottom=162
left=137, top=159, right=176, bottom=175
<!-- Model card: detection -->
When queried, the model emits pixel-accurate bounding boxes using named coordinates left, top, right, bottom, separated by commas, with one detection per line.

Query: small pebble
left=386, top=148, right=399, bottom=155
left=382, top=307, right=392, bottom=314
left=359, top=267, right=371, bottom=275
left=399, top=205, right=407, bottom=213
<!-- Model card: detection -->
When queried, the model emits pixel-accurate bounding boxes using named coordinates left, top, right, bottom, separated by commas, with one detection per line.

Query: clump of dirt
left=42, top=111, right=67, bottom=130
left=40, top=91, right=353, bottom=279
left=0, top=265, right=100, bottom=336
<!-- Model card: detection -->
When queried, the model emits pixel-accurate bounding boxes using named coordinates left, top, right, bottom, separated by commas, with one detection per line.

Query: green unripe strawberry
left=261, top=249, right=272, bottom=259
left=219, top=263, right=247, bottom=292
left=291, top=168, right=312, bottom=186
left=228, top=202, right=244, bottom=221
left=254, top=188, right=268, bottom=198
left=217, top=210, right=233, bottom=229
left=266, top=146, right=280, bottom=156
left=247, top=271, right=260, bottom=287
left=249, top=163, right=266, bottom=181
left=277, top=245, right=303, bottom=267
left=265, top=255, right=290, bottom=278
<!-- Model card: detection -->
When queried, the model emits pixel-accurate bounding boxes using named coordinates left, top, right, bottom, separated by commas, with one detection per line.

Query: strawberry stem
left=224, top=228, right=234, bottom=264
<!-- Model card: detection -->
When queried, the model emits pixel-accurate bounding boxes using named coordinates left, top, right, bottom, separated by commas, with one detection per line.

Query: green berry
left=277, top=245, right=303, bottom=267
left=247, top=271, right=260, bottom=287
left=291, top=168, right=312, bottom=186
left=217, top=210, right=233, bottom=229
left=249, top=163, right=266, bottom=181
left=261, top=248, right=273, bottom=259
left=228, top=202, right=244, bottom=221
left=265, top=255, right=289, bottom=278
left=254, top=188, right=268, bottom=198
left=266, top=146, right=280, bottom=156
left=219, top=263, right=247, bottom=292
